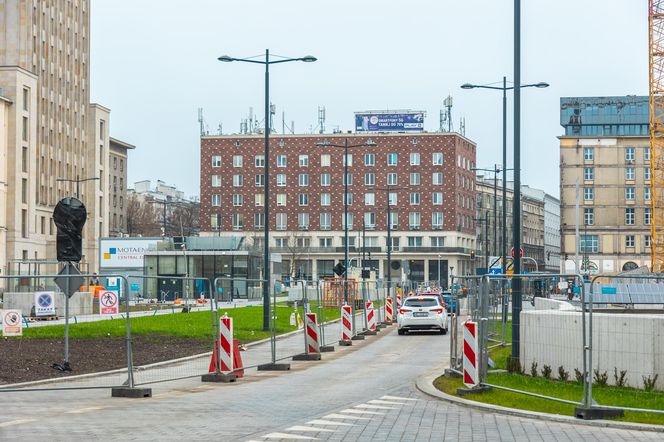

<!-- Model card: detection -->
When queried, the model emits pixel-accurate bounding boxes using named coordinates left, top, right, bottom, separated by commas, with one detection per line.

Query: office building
left=108, top=137, right=134, bottom=236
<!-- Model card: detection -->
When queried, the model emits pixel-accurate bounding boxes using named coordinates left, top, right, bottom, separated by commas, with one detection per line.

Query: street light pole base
left=257, top=362, right=291, bottom=371
left=574, top=407, right=624, bottom=420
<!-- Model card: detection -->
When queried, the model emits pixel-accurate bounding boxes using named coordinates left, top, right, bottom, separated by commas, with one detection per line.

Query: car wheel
left=398, top=329, right=406, bottom=335
left=439, top=327, right=447, bottom=335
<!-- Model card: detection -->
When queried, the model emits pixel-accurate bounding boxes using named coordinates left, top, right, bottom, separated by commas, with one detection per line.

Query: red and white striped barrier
left=385, top=297, right=394, bottom=322
left=340, top=305, right=352, bottom=342
left=463, top=320, right=478, bottom=388
left=305, top=313, right=320, bottom=354
left=396, top=291, right=402, bottom=308
left=220, top=314, right=234, bottom=374
left=366, top=300, right=376, bottom=331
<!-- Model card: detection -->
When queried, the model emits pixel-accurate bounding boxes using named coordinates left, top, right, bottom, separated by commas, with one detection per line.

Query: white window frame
left=364, top=153, right=375, bottom=166
left=365, top=193, right=375, bottom=206
left=320, top=173, right=331, bottom=187
left=433, top=172, right=443, bottom=185
left=255, top=155, right=265, bottom=167
left=433, top=192, right=443, bottom=205
left=232, top=174, right=243, bottom=187
left=211, top=194, right=221, bottom=206
left=232, top=194, right=243, bottom=206
left=277, top=174, right=286, bottom=187
left=233, top=155, right=243, bottom=167
left=387, top=153, right=398, bottom=166
left=625, top=167, right=635, bottom=180
left=410, top=172, right=420, bottom=186
left=583, top=147, right=594, bottom=161
left=433, top=152, right=443, bottom=165
left=276, top=194, right=287, bottom=206
left=299, top=154, right=309, bottom=167
left=277, top=155, right=287, bottom=167
left=410, top=152, right=420, bottom=166
left=320, top=154, right=331, bottom=167
left=276, top=212, right=287, bottom=231
left=321, top=193, right=331, bottom=206
left=387, top=173, right=398, bottom=186
left=211, top=175, right=221, bottom=187
left=212, top=156, right=221, bottom=167
left=365, top=173, right=375, bottom=186
left=320, top=212, right=331, bottom=230
left=299, top=173, right=309, bottom=187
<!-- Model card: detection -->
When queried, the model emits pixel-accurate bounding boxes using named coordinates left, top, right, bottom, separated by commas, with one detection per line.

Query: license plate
left=413, top=312, right=428, bottom=317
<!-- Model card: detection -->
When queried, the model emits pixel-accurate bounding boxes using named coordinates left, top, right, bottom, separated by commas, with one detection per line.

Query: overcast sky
left=90, top=0, right=647, bottom=199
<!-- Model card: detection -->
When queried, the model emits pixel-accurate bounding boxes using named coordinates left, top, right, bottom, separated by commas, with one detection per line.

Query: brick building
left=200, top=133, right=477, bottom=285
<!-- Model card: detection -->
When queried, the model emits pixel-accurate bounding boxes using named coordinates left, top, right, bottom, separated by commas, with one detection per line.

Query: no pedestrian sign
left=2, top=309, right=23, bottom=336
left=99, top=291, right=119, bottom=316
left=34, top=291, right=56, bottom=317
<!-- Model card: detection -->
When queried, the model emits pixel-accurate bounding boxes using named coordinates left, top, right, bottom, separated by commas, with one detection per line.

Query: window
left=22, top=87, right=29, bottom=111
left=364, top=153, right=375, bottom=166
left=645, top=187, right=651, bottom=201
left=363, top=236, right=378, bottom=248
left=276, top=213, right=287, bottom=230
left=342, top=212, right=353, bottom=229
left=388, top=237, right=400, bottom=251
left=233, top=155, right=243, bottom=167
left=320, top=213, right=331, bottom=230
left=625, top=167, right=635, bottom=180
left=211, top=175, right=221, bottom=187
left=344, top=193, right=353, bottom=205
left=254, top=213, right=265, bottom=229
left=580, top=235, right=599, bottom=253
left=343, top=154, right=353, bottom=167
left=211, top=194, right=221, bottom=206
left=583, top=167, right=593, bottom=180
left=299, top=193, right=309, bottom=206
left=387, top=173, right=398, bottom=186
left=275, top=237, right=288, bottom=248
left=211, top=156, right=221, bottom=167
left=299, top=173, right=309, bottom=186
left=255, top=174, right=265, bottom=186
left=625, top=235, right=635, bottom=248
left=210, top=214, right=220, bottom=230
left=583, top=147, right=594, bottom=161
left=365, top=173, right=375, bottom=186
left=321, top=193, right=331, bottom=206
left=645, top=147, right=651, bottom=161
left=645, top=207, right=652, bottom=225
left=388, top=192, right=397, bottom=206
left=255, top=155, right=265, bottom=167
left=409, top=212, right=421, bottom=229
left=321, top=154, right=331, bottom=167
left=388, top=212, right=398, bottom=229
left=407, top=237, right=423, bottom=248
left=255, top=194, right=264, bottom=206
left=432, top=212, right=443, bottom=229
left=583, top=187, right=593, bottom=201
left=410, top=192, right=420, bottom=205
left=277, top=174, right=286, bottom=186
left=431, top=237, right=445, bottom=248
left=233, top=194, right=243, bottom=206
left=433, top=172, right=443, bottom=185
left=319, top=173, right=331, bottom=187
left=364, top=212, right=376, bottom=228
left=410, top=172, right=420, bottom=185
left=232, top=213, right=244, bottom=230
left=299, top=155, right=309, bottom=167
left=387, top=153, right=398, bottom=166
left=277, top=155, right=287, bottom=167
left=625, top=208, right=635, bottom=225
left=646, top=235, right=652, bottom=247
left=410, top=152, right=420, bottom=165
left=343, top=173, right=352, bottom=186
left=298, top=213, right=310, bottom=229
left=22, top=147, right=28, bottom=173
left=276, top=194, right=287, bottom=206
left=584, top=208, right=594, bottom=225
left=21, top=179, right=27, bottom=204
left=433, top=152, right=443, bottom=165
left=100, top=120, right=105, bottom=140
left=433, top=192, right=443, bottom=205
left=319, top=237, right=333, bottom=248
left=365, top=193, right=375, bottom=206
left=625, top=187, right=635, bottom=200
left=232, top=174, right=243, bottom=187
left=625, top=147, right=635, bottom=161
left=645, top=167, right=651, bottom=180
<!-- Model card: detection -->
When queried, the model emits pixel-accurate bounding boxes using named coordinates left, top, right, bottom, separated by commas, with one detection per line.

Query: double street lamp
left=56, top=175, right=100, bottom=199
left=218, top=50, right=317, bottom=332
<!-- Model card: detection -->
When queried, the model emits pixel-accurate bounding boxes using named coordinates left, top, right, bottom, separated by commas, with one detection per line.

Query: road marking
left=0, top=419, right=36, bottom=428
left=340, top=408, right=385, bottom=415
left=368, top=399, right=408, bottom=405
left=381, top=395, right=418, bottom=401
left=285, top=426, right=334, bottom=433
left=65, top=406, right=106, bottom=414
left=323, top=413, right=370, bottom=420
left=261, top=432, right=317, bottom=440
left=354, top=404, right=397, bottom=410
left=306, top=419, right=354, bottom=426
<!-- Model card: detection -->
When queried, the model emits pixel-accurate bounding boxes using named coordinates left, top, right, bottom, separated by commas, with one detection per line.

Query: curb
left=415, top=369, right=664, bottom=433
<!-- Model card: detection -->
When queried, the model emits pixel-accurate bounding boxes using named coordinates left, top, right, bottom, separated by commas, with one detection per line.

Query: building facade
left=200, top=133, right=478, bottom=285
left=559, top=96, right=651, bottom=274
left=108, top=137, right=134, bottom=236
left=128, top=180, right=199, bottom=237
left=0, top=0, right=111, bottom=274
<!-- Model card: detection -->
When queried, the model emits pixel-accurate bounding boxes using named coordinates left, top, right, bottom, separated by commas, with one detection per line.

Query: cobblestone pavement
left=1, top=324, right=662, bottom=441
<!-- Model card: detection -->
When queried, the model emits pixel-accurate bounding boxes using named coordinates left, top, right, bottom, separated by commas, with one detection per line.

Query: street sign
left=510, top=247, right=523, bottom=259
left=54, top=263, right=84, bottom=298
left=2, top=309, right=23, bottom=336
left=99, top=291, right=119, bottom=316
left=34, top=291, right=56, bottom=316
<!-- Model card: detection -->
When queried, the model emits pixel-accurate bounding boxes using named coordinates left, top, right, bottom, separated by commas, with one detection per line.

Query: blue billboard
left=355, top=111, right=425, bottom=132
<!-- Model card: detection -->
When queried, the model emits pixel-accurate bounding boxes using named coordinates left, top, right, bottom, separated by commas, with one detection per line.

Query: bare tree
left=126, top=194, right=161, bottom=236
left=285, top=229, right=310, bottom=280
left=167, top=202, right=200, bottom=237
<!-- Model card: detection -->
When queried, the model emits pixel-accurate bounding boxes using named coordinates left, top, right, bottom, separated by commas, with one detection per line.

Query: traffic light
left=333, top=262, right=346, bottom=277
left=53, top=197, right=87, bottom=262
left=470, top=250, right=476, bottom=260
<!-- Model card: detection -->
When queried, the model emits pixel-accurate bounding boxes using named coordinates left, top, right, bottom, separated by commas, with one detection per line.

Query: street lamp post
left=460, top=76, right=548, bottom=362
left=376, top=186, right=405, bottom=319
left=218, top=50, right=316, bottom=332
left=56, top=175, right=100, bottom=199
left=317, top=137, right=376, bottom=306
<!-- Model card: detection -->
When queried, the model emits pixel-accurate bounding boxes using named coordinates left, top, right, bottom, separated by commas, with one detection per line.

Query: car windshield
left=404, top=298, right=439, bottom=307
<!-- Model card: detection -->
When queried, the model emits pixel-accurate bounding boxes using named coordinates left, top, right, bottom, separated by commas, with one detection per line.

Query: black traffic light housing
left=53, top=197, right=87, bottom=262
left=470, top=250, right=476, bottom=260
left=333, top=262, right=346, bottom=277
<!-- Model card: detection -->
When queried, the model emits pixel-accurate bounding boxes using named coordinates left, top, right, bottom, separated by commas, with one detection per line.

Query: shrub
left=507, top=357, right=523, bottom=374
left=643, top=374, right=659, bottom=392
left=542, top=364, right=552, bottom=380
left=593, top=369, right=608, bottom=387
left=613, top=367, right=628, bottom=388
left=574, top=368, right=584, bottom=383
left=558, top=366, right=569, bottom=382
left=530, top=362, right=538, bottom=378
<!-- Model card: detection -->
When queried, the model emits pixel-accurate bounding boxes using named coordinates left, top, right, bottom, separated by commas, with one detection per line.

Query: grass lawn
left=17, top=303, right=341, bottom=344
left=438, top=320, right=664, bottom=425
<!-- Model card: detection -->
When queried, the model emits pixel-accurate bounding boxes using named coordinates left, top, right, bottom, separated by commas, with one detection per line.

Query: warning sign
left=99, top=291, right=119, bottom=316
left=35, top=291, right=56, bottom=317
left=2, top=310, right=23, bottom=336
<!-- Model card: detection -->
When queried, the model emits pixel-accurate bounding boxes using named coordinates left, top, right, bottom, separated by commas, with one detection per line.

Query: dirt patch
left=0, top=336, right=210, bottom=385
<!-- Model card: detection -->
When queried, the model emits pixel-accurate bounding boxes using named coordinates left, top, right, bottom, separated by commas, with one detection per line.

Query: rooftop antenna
left=318, top=106, right=326, bottom=134
left=217, top=123, right=223, bottom=135
left=270, top=103, right=276, bottom=133
left=460, top=117, right=466, bottom=137
left=197, top=108, right=208, bottom=136
left=441, top=96, right=454, bottom=132
left=240, top=119, right=248, bottom=134
left=282, top=110, right=286, bottom=134
left=248, top=107, right=254, bottom=133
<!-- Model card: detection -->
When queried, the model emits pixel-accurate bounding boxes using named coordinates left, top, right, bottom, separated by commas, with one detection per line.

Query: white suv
left=397, top=295, right=448, bottom=335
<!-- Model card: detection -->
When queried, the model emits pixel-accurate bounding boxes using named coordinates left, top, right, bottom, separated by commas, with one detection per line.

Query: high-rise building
left=200, top=133, right=477, bottom=284
left=108, top=137, right=134, bottom=236
left=0, top=0, right=110, bottom=274
left=559, top=96, right=650, bottom=274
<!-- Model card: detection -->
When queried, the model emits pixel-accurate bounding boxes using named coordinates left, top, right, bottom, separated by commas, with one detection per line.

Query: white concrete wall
left=4, top=292, right=93, bottom=317
left=520, top=310, right=664, bottom=389
left=533, top=297, right=576, bottom=311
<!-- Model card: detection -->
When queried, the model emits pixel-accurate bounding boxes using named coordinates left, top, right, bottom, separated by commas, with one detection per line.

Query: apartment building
left=108, top=137, right=134, bottom=236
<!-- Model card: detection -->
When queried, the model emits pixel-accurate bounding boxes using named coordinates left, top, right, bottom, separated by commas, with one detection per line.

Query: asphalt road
left=0, top=324, right=662, bottom=441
